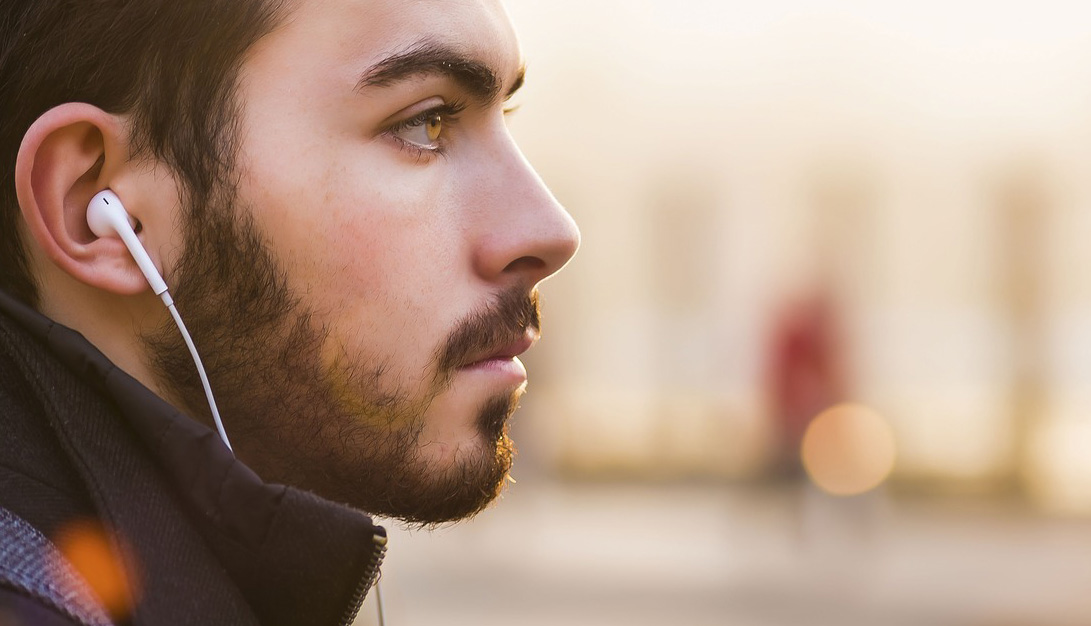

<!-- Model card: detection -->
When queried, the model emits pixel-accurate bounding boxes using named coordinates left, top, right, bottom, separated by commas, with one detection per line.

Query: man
left=0, top=0, right=579, bottom=623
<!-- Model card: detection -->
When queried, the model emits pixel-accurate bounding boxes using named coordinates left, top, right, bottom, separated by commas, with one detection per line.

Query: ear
left=15, top=103, right=152, bottom=295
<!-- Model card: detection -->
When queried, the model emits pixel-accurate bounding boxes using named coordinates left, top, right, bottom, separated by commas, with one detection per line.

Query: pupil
left=427, top=115, right=442, bottom=140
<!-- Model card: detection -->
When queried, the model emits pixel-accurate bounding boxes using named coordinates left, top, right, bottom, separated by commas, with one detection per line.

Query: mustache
left=437, top=287, right=541, bottom=374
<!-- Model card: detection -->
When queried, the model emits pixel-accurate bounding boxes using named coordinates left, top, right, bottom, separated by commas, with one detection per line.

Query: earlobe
left=15, top=103, right=151, bottom=296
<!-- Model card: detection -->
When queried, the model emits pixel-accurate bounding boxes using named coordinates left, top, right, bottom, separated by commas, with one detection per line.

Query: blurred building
left=502, top=0, right=1091, bottom=512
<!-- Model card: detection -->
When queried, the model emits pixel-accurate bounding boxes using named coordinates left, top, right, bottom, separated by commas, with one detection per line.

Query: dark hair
left=0, top=0, right=285, bottom=306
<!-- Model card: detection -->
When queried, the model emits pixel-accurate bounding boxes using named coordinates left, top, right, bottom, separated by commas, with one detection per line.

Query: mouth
left=459, top=329, right=538, bottom=370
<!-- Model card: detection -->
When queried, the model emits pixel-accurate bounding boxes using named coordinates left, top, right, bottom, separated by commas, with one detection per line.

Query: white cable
left=375, top=580, right=386, bottom=626
left=162, top=294, right=233, bottom=453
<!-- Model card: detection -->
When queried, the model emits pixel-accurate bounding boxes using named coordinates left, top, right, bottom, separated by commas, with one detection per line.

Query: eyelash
left=385, top=101, right=468, bottom=161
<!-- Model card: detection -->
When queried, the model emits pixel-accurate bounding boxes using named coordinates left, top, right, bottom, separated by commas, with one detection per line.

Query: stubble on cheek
left=319, top=337, right=440, bottom=431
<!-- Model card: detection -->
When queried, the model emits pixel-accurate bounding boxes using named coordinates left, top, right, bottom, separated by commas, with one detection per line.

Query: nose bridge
left=470, top=127, right=580, bottom=285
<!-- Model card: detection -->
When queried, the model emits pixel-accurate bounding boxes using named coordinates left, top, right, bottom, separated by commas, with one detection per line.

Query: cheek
left=240, top=144, right=473, bottom=381
left=313, top=173, right=460, bottom=314
left=236, top=99, right=493, bottom=362
left=317, top=204, right=456, bottom=382
left=243, top=141, right=455, bottom=295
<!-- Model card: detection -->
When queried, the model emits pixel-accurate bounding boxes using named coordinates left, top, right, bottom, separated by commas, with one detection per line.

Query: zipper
left=337, top=529, right=389, bottom=626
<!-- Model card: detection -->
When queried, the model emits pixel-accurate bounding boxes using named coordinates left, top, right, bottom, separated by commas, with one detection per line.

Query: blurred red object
left=766, top=293, right=848, bottom=477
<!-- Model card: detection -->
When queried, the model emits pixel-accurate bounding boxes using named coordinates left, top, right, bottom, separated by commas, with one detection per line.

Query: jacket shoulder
left=0, top=312, right=97, bottom=536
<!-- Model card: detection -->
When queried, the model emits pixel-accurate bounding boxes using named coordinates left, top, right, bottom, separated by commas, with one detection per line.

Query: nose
left=470, top=133, right=580, bottom=287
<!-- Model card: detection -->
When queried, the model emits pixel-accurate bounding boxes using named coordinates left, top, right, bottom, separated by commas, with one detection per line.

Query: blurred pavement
left=354, top=481, right=1091, bottom=626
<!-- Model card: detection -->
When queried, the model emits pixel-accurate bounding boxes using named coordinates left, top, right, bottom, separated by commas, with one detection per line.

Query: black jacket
left=0, top=290, right=386, bottom=625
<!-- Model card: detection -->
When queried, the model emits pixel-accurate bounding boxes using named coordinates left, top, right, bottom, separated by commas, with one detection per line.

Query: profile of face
left=143, top=0, right=579, bottom=524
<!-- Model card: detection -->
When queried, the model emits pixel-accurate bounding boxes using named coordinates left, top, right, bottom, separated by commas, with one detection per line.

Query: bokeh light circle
left=53, top=520, right=136, bottom=619
left=801, top=403, right=897, bottom=496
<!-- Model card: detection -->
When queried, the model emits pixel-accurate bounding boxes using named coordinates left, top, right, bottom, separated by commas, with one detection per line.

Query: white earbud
left=87, top=189, right=169, bottom=297
left=86, top=189, right=233, bottom=453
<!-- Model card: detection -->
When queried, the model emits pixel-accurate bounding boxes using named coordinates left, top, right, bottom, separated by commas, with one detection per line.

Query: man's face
left=146, top=0, right=578, bottom=523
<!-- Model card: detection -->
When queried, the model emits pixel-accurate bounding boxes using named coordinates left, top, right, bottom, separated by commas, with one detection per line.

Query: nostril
left=503, top=256, right=546, bottom=275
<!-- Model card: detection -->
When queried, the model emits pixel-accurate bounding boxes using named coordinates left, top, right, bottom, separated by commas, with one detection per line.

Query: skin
left=235, top=0, right=577, bottom=463
left=14, top=0, right=579, bottom=522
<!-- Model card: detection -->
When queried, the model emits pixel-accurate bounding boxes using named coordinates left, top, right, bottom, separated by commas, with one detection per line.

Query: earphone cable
left=375, top=579, right=386, bottom=626
left=164, top=296, right=233, bottom=453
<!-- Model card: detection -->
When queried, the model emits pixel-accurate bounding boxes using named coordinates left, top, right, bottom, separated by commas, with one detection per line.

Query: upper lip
left=463, top=330, right=538, bottom=367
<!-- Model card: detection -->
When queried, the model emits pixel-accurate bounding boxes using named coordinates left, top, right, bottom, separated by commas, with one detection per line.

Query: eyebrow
left=356, top=40, right=525, bottom=104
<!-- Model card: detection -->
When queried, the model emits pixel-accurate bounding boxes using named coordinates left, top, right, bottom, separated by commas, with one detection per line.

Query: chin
left=299, top=390, right=522, bottom=526
left=418, top=381, right=524, bottom=456
left=400, top=391, right=521, bottom=525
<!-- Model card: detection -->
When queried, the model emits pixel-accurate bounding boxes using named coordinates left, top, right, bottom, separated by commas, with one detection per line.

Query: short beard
left=141, top=182, right=536, bottom=525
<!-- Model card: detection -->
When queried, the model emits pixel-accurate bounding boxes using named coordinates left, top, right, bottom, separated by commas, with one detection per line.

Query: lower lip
left=459, top=356, right=528, bottom=383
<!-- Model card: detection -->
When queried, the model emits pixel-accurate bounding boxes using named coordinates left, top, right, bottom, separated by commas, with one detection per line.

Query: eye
left=386, top=101, right=466, bottom=157
left=393, top=111, right=444, bottom=148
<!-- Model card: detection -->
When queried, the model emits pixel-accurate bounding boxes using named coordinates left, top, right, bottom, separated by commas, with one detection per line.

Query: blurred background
left=361, top=1, right=1091, bottom=624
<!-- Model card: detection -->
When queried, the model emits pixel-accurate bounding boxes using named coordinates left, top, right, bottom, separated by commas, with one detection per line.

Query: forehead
left=251, top=0, right=522, bottom=88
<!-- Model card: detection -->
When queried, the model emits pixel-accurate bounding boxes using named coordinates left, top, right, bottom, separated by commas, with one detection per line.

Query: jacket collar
left=0, top=290, right=386, bottom=626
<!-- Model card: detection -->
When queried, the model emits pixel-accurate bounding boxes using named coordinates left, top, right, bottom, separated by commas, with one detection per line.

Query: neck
left=36, top=266, right=173, bottom=408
